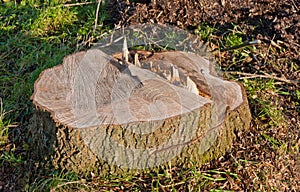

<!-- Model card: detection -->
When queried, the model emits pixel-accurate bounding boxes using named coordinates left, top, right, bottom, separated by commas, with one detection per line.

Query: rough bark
left=30, top=48, right=251, bottom=176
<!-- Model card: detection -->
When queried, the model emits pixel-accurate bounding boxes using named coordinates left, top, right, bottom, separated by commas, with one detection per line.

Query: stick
left=210, top=40, right=261, bottom=53
left=64, top=1, right=95, bottom=7
left=93, top=0, right=103, bottom=33
left=50, top=180, right=88, bottom=192
left=291, top=0, right=299, bottom=11
left=227, top=71, right=299, bottom=85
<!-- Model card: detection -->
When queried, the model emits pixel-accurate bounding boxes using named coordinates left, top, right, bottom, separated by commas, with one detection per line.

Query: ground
left=0, top=0, right=299, bottom=191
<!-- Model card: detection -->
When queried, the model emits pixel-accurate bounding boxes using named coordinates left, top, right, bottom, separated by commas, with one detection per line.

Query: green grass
left=0, top=0, right=109, bottom=190
left=0, top=98, right=22, bottom=168
left=0, top=1, right=298, bottom=191
left=243, top=78, right=286, bottom=126
left=0, top=0, right=108, bottom=120
left=0, top=151, right=23, bottom=166
left=194, top=23, right=216, bottom=41
left=0, top=101, right=9, bottom=148
left=0, top=99, right=13, bottom=149
left=28, top=171, right=84, bottom=192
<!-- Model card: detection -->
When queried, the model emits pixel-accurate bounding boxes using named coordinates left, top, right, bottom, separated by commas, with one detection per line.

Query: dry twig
left=64, top=1, right=95, bottom=7
left=94, top=0, right=103, bottom=33
left=227, top=71, right=299, bottom=85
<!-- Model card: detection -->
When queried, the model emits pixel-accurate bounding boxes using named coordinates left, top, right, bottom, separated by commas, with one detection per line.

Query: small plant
left=195, top=23, right=216, bottom=41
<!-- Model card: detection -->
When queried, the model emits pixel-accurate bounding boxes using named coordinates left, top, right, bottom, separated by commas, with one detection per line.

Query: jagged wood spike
left=149, top=61, right=153, bottom=70
left=134, top=53, right=141, bottom=67
left=156, top=63, right=160, bottom=72
left=186, top=76, right=199, bottom=95
left=162, top=69, right=171, bottom=82
left=122, top=36, right=129, bottom=65
left=170, top=65, right=180, bottom=83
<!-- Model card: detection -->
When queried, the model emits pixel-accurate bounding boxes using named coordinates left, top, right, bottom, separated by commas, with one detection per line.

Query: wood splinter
left=122, top=36, right=129, bottom=65
left=134, top=53, right=141, bottom=67
left=186, top=76, right=199, bottom=95
left=170, top=65, right=180, bottom=84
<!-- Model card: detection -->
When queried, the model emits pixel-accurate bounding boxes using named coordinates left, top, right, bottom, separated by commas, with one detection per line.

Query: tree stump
left=30, top=24, right=251, bottom=176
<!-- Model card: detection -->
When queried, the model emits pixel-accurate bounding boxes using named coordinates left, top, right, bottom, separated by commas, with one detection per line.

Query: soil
left=109, top=1, right=299, bottom=62
left=107, top=0, right=300, bottom=190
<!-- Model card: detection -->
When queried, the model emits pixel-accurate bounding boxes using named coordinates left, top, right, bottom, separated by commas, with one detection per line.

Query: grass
left=1, top=0, right=298, bottom=191
left=0, top=98, right=22, bottom=173
left=0, top=0, right=109, bottom=120
left=0, top=151, right=23, bottom=166
left=28, top=171, right=84, bottom=192
left=28, top=166, right=242, bottom=191
left=0, top=99, right=10, bottom=148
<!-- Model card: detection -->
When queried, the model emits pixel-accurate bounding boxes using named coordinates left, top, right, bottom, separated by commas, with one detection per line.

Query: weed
left=194, top=23, right=216, bottom=41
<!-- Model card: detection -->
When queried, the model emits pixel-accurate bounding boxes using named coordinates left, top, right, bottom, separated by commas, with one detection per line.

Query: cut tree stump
left=30, top=48, right=251, bottom=176
left=30, top=24, right=251, bottom=176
